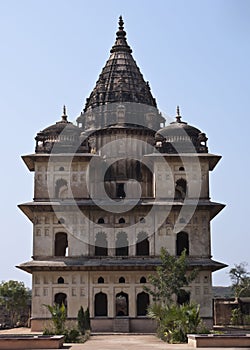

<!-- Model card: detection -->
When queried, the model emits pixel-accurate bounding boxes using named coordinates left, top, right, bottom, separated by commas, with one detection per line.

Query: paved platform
left=0, top=329, right=249, bottom=349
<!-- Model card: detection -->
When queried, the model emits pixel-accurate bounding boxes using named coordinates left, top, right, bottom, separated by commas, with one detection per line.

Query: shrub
left=64, top=328, right=80, bottom=343
left=148, top=303, right=205, bottom=343
left=77, top=306, right=86, bottom=334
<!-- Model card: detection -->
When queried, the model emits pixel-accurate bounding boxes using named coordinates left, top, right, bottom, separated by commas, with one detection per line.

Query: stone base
left=0, top=335, right=64, bottom=349
left=188, top=334, right=250, bottom=348
left=31, top=317, right=157, bottom=333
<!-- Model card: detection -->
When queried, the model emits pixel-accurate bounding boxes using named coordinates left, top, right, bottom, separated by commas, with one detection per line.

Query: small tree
left=229, top=262, right=250, bottom=298
left=145, top=248, right=197, bottom=305
left=0, top=280, right=31, bottom=327
left=77, top=306, right=86, bottom=335
left=85, top=307, right=91, bottom=331
left=145, top=248, right=203, bottom=343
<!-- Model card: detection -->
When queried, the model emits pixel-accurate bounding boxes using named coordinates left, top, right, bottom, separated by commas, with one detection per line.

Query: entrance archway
left=115, top=292, right=128, bottom=316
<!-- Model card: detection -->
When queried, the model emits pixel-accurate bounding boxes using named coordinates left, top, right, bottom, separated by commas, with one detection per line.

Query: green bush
left=64, top=328, right=80, bottom=343
left=148, top=303, right=205, bottom=343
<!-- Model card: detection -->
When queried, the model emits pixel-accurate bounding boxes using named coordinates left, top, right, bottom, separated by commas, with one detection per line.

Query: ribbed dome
left=35, top=107, right=82, bottom=154
left=83, top=16, right=156, bottom=111
left=77, top=17, right=163, bottom=132
left=156, top=107, right=208, bottom=153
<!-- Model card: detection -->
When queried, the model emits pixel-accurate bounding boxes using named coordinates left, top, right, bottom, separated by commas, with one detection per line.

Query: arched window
left=116, top=292, right=128, bottom=316
left=98, top=276, right=104, bottom=284
left=177, top=289, right=190, bottom=305
left=95, top=232, right=108, bottom=256
left=137, top=292, right=149, bottom=316
left=175, top=178, right=187, bottom=200
left=54, top=293, right=67, bottom=314
left=118, top=217, right=125, bottom=224
left=176, top=231, right=189, bottom=256
left=97, top=217, right=105, bottom=224
left=140, top=276, right=146, bottom=283
left=59, top=167, right=65, bottom=171
left=115, top=232, right=128, bottom=256
left=57, top=277, right=64, bottom=284
left=119, top=277, right=125, bottom=283
left=58, top=217, right=65, bottom=224
left=136, top=232, right=149, bottom=256
left=55, top=232, right=68, bottom=256
left=95, top=292, right=107, bottom=316
left=55, top=178, right=68, bottom=198
left=179, top=166, right=185, bottom=171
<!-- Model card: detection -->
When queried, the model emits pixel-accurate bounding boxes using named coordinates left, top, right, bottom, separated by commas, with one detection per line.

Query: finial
left=110, top=16, right=132, bottom=53
left=119, top=15, right=124, bottom=31
left=62, top=105, right=68, bottom=121
left=176, top=105, right=181, bottom=123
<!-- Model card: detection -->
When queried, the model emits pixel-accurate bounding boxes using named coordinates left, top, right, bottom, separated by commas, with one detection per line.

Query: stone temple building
left=18, top=17, right=226, bottom=332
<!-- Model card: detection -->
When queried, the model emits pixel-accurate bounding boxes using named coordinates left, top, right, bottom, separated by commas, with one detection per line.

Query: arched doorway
left=95, top=232, right=108, bottom=256
left=177, top=289, right=190, bottom=305
left=54, top=292, right=67, bottom=315
left=176, top=231, right=189, bottom=256
left=137, top=292, right=149, bottom=316
left=136, top=232, right=149, bottom=256
left=94, top=292, right=107, bottom=316
left=175, top=178, right=187, bottom=199
left=116, top=292, right=128, bottom=316
left=55, top=232, right=68, bottom=256
left=115, top=232, right=128, bottom=256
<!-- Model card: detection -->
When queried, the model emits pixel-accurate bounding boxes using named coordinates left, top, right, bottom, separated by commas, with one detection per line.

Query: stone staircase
left=113, top=317, right=130, bottom=333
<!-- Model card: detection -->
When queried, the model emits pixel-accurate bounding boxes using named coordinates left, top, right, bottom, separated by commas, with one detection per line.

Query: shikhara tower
left=18, top=17, right=226, bottom=332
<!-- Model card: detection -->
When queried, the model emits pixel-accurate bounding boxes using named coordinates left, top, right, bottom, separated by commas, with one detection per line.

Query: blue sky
left=0, top=0, right=249, bottom=287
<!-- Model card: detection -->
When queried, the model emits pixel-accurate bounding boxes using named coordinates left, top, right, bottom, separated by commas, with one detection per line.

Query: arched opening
left=59, top=167, right=65, bottom=171
left=57, top=277, right=64, bottom=284
left=177, top=289, right=190, bottom=305
left=176, top=231, right=189, bottom=256
left=137, top=292, right=149, bottom=316
left=95, top=232, right=108, bottom=256
left=58, top=217, right=65, bottom=224
left=97, top=217, right=105, bottom=224
left=179, top=166, right=185, bottom=171
left=116, top=292, right=128, bottom=316
left=136, top=232, right=149, bottom=256
left=140, top=276, right=146, bottom=283
left=118, top=217, right=125, bottom=224
left=115, top=232, right=128, bottom=256
left=55, top=232, right=68, bottom=256
left=94, top=292, right=107, bottom=316
left=119, top=277, right=125, bottom=283
left=175, top=178, right=187, bottom=200
left=116, top=183, right=126, bottom=198
left=54, top=293, right=67, bottom=314
left=98, top=276, right=104, bottom=284
left=55, top=178, right=68, bottom=199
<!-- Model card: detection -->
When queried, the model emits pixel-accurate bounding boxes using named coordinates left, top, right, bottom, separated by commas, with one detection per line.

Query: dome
left=77, top=17, right=164, bottom=131
left=35, top=107, right=82, bottom=154
left=155, top=107, right=208, bottom=153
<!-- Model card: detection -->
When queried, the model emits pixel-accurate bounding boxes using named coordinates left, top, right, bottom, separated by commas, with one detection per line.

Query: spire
left=80, top=16, right=157, bottom=115
left=61, top=105, right=68, bottom=122
left=110, top=15, right=132, bottom=53
left=176, top=105, right=182, bottom=123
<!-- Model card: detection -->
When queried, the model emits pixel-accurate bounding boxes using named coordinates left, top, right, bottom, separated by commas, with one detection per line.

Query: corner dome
left=155, top=107, right=208, bottom=153
left=35, top=106, right=82, bottom=154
